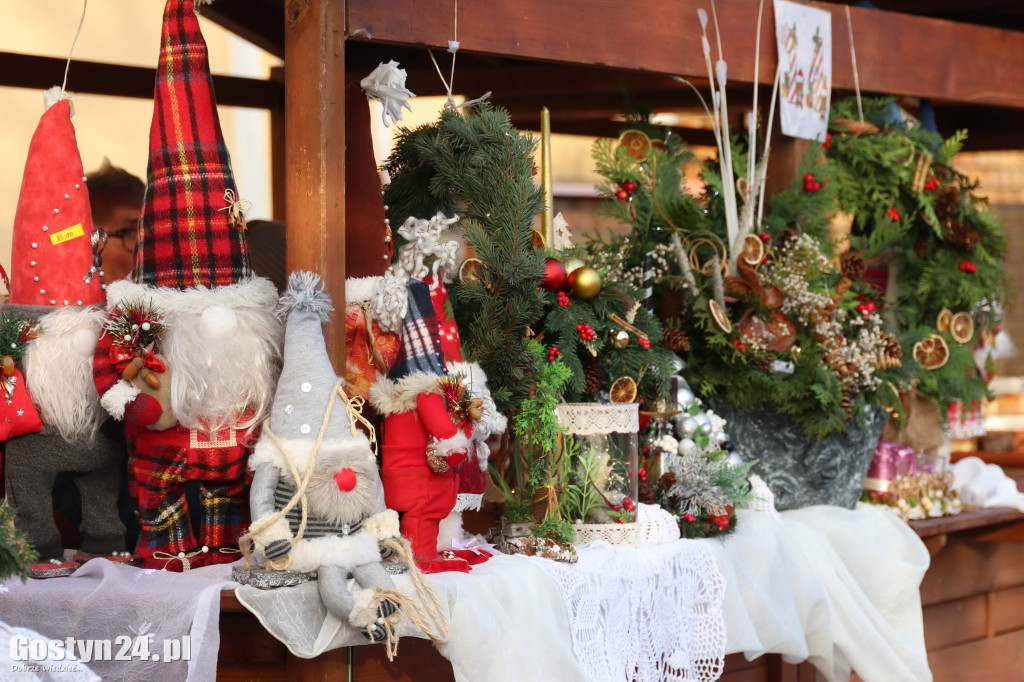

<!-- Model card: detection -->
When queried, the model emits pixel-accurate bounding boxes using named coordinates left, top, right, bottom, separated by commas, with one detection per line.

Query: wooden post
left=284, top=0, right=346, bottom=365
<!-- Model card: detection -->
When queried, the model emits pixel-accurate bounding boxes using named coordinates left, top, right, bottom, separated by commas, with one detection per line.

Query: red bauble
left=541, top=257, right=568, bottom=290
left=622, top=181, right=637, bottom=192
left=615, top=189, right=630, bottom=200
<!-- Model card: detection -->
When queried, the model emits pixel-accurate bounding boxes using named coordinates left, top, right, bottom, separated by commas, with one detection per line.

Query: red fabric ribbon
left=109, top=344, right=167, bottom=374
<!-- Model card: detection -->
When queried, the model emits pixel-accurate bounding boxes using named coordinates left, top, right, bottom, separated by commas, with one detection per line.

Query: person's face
left=95, top=203, right=140, bottom=282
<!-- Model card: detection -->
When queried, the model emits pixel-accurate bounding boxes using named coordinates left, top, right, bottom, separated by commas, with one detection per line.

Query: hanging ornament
left=561, top=257, right=585, bottom=275
left=568, top=266, right=601, bottom=300
left=541, top=257, right=568, bottom=290
left=609, top=329, right=630, bottom=349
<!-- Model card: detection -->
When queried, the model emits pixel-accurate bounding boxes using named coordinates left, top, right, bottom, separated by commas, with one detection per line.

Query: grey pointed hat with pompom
left=268, top=271, right=358, bottom=444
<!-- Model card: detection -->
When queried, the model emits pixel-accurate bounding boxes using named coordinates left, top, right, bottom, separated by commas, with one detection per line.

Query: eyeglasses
left=108, top=227, right=138, bottom=250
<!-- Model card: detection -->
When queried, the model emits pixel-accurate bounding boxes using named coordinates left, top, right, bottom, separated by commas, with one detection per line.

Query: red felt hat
left=134, top=0, right=251, bottom=289
left=8, top=91, right=105, bottom=307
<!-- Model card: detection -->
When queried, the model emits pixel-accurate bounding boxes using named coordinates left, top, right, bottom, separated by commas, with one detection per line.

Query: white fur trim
left=100, top=380, right=141, bottom=420
left=348, top=587, right=380, bottom=628
left=436, top=512, right=464, bottom=551
left=248, top=433, right=374, bottom=475
left=363, top=510, right=400, bottom=540
left=278, top=531, right=381, bottom=574
left=477, top=442, right=490, bottom=471
left=105, top=277, right=278, bottom=314
left=368, top=371, right=445, bottom=416
left=434, top=430, right=471, bottom=460
left=489, top=410, right=509, bottom=435
left=345, top=277, right=382, bottom=305
left=250, top=516, right=292, bottom=548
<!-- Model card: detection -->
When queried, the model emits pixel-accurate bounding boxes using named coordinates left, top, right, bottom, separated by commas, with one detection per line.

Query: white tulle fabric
left=0, top=559, right=235, bottom=682
left=555, top=402, right=639, bottom=434
left=529, top=538, right=726, bottom=682
left=0, top=622, right=100, bottom=681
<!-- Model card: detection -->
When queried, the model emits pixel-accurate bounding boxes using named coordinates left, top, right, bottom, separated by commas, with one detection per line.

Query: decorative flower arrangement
left=586, top=95, right=1007, bottom=442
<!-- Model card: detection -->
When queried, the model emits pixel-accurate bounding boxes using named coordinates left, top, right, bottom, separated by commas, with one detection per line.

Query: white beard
left=285, top=446, right=382, bottom=527
left=24, top=306, right=108, bottom=441
left=105, top=277, right=284, bottom=433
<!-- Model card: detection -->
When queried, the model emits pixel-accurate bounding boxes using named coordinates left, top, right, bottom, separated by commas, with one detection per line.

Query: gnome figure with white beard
left=246, top=272, right=401, bottom=639
left=91, top=0, right=282, bottom=570
left=2, top=86, right=128, bottom=573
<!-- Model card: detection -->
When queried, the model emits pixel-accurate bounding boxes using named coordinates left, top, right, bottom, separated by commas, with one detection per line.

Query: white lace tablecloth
left=711, top=504, right=932, bottom=682
left=0, top=559, right=236, bottom=682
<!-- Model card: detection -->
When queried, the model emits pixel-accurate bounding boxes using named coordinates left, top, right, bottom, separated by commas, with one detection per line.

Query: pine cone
left=662, top=326, right=691, bottom=352
left=638, top=479, right=656, bottom=505
left=582, top=355, right=602, bottom=395
left=752, top=357, right=771, bottom=373
left=839, top=250, right=866, bottom=281
left=945, top=220, right=980, bottom=249
left=661, top=472, right=677, bottom=489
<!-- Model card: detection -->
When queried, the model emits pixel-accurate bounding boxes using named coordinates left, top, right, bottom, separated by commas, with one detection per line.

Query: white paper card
left=773, top=0, right=832, bottom=141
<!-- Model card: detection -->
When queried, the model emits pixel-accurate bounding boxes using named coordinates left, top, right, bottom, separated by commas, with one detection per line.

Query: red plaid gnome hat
left=8, top=89, right=105, bottom=307
left=134, top=0, right=251, bottom=289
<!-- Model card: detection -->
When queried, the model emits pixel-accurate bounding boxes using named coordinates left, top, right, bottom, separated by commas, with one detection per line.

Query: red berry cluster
left=887, top=206, right=901, bottom=221
left=856, top=300, right=878, bottom=316
left=758, top=233, right=771, bottom=243
left=822, top=132, right=832, bottom=149
left=683, top=513, right=695, bottom=523
left=803, top=173, right=822, bottom=192
left=638, top=337, right=651, bottom=349
left=547, top=346, right=561, bottom=361
left=576, top=323, right=596, bottom=341
left=924, top=176, right=940, bottom=192
left=615, top=180, right=637, bottom=201
left=710, top=515, right=730, bottom=531
left=730, top=338, right=746, bottom=353
left=959, top=260, right=977, bottom=273
left=638, top=467, right=647, bottom=482
left=557, top=291, right=571, bottom=307
left=622, top=496, right=636, bottom=512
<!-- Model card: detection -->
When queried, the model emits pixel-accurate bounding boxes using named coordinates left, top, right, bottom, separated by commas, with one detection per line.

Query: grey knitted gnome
left=246, top=272, right=401, bottom=640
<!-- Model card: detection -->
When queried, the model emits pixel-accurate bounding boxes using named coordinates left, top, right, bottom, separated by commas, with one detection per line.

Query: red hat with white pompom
left=8, top=88, right=105, bottom=307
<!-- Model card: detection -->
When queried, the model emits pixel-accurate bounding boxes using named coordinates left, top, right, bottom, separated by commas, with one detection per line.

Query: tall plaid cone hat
left=8, top=88, right=105, bottom=307
left=133, top=0, right=251, bottom=288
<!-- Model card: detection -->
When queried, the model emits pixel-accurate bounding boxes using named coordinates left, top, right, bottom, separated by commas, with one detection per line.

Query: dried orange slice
left=950, top=312, right=975, bottom=345
left=618, top=130, right=651, bottom=160
left=709, top=299, right=732, bottom=333
left=741, top=234, right=765, bottom=266
left=935, top=308, right=953, bottom=333
left=458, top=258, right=485, bottom=285
left=531, top=230, right=546, bottom=249
left=609, top=376, right=638, bottom=403
left=912, top=333, right=950, bottom=370
left=650, top=139, right=668, bottom=153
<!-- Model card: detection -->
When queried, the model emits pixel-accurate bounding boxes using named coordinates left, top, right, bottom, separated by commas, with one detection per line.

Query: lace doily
left=637, top=502, right=682, bottom=544
left=556, top=403, right=639, bottom=435
left=572, top=522, right=639, bottom=546
left=528, top=539, right=726, bottom=682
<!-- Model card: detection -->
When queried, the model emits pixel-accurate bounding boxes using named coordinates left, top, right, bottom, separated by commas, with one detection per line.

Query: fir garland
left=0, top=500, right=38, bottom=582
left=383, top=103, right=546, bottom=415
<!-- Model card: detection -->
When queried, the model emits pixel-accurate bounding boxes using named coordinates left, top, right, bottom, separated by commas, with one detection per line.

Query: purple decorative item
left=896, top=445, right=917, bottom=476
left=864, top=440, right=899, bottom=493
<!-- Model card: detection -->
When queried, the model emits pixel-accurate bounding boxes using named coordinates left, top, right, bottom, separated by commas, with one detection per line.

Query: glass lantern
left=555, top=402, right=639, bottom=544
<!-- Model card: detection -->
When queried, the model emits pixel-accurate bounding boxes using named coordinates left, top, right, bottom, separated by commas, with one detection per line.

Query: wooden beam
left=285, top=0, right=347, bottom=364
left=0, top=52, right=282, bottom=110
left=200, top=0, right=285, bottom=59
left=346, top=0, right=1024, bottom=110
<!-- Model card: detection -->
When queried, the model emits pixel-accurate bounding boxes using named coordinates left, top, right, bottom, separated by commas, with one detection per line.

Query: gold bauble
left=610, top=329, right=630, bottom=349
left=568, top=266, right=601, bottom=300
left=561, top=257, right=585, bottom=275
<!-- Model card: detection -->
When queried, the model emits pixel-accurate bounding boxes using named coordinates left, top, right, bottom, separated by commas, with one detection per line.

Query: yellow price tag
left=50, top=223, right=85, bottom=246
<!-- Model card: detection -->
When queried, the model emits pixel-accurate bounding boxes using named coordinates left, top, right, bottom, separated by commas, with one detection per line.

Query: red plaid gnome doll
left=91, top=0, right=282, bottom=570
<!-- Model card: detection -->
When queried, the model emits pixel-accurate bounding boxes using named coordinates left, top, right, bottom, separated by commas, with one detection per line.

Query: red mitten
left=444, top=451, right=467, bottom=468
left=124, top=393, right=162, bottom=426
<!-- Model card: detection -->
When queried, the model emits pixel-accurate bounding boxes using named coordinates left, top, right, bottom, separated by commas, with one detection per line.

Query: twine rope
left=845, top=6, right=864, bottom=123
left=371, top=537, right=451, bottom=660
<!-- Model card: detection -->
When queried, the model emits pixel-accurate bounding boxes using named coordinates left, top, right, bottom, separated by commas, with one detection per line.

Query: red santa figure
left=369, top=279, right=475, bottom=573
left=91, top=0, right=282, bottom=570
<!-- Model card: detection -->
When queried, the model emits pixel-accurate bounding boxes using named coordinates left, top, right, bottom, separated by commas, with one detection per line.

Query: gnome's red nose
left=334, top=468, right=357, bottom=492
